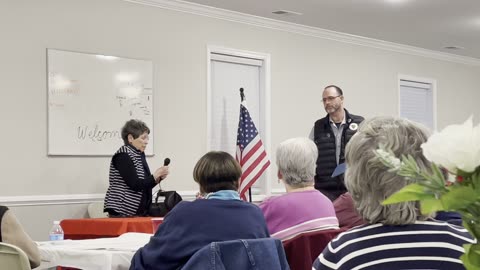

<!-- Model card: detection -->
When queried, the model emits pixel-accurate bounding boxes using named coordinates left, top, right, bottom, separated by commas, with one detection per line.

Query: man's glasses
left=322, top=95, right=342, bottom=103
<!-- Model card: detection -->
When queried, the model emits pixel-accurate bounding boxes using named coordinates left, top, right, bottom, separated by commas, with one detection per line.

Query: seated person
left=260, top=137, right=339, bottom=240
left=435, top=211, right=463, bottom=226
left=333, top=192, right=365, bottom=228
left=313, top=116, right=474, bottom=270
left=130, top=151, right=270, bottom=270
left=0, top=205, right=41, bottom=268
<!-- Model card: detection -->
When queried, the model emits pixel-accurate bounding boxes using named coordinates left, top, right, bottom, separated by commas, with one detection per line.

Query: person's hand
left=153, top=166, right=169, bottom=183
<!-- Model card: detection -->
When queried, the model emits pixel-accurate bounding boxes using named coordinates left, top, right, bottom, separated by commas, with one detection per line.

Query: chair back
left=182, top=238, right=290, bottom=270
left=282, top=228, right=345, bottom=270
left=0, top=242, right=31, bottom=270
left=88, top=201, right=108, bottom=218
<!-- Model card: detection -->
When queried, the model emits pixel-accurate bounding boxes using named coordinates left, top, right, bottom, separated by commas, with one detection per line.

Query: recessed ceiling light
left=444, top=46, right=465, bottom=50
left=474, top=18, right=480, bottom=26
left=272, top=10, right=302, bottom=16
left=384, top=0, right=410, bottom=4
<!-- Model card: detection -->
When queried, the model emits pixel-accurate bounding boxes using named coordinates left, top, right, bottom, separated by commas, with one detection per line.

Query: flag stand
left=239, top=88, right=253, bottom=203
left=236, top=87, right=270, bottom=203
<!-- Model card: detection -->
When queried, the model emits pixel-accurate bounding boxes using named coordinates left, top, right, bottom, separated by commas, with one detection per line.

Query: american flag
left=236, top=101, right=270, bottom=201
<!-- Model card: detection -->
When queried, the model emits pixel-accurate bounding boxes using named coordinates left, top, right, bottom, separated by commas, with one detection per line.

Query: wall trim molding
left=271, top=188, right=285, bottom=195
left=0, top=189, right=286, bottom=206
left=0, top=191, right=199, bottom=206
left=124, top=0, right=480, bottom=66
left=0, top=194, right=106, bottom=206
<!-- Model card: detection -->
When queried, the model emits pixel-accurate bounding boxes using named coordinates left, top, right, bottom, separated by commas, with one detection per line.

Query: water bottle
left=49, top=220, right=64, bottom=241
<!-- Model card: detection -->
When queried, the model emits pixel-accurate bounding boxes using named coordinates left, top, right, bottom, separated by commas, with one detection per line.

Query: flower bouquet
left=375, top=117, right=480, bottom=269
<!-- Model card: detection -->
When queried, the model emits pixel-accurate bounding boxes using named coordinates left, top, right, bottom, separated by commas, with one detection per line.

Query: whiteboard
left=47, top=49, right=154, bottom=156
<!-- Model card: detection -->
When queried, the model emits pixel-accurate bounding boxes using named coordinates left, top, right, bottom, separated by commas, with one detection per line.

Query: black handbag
left=149, top=190, right=183, bottom=217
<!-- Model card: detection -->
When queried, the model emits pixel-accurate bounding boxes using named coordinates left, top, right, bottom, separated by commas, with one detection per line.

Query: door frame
left=206, top=45, right=272, bottom=199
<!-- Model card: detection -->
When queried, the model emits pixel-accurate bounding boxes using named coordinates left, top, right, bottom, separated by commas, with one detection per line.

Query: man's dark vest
left=313, top=109, right=364, bottom=200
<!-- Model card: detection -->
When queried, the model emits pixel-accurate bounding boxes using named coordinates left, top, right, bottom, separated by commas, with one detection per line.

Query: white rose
left=421, top=117, right=480, bottom=173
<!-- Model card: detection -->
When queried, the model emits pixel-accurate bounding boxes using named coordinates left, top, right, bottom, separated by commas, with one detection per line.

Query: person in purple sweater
left=130, top=151, right=270, bottom=270
left=260, top=137, right=339, bottom=241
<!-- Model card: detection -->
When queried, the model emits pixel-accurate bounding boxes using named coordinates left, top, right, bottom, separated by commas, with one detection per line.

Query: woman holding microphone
left=104, top=119, right=169, bottom=217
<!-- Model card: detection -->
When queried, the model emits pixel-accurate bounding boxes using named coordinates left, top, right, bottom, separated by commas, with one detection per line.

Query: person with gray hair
left=313, top=116, right=474, bottom=270
left=260, top=137, right=339, bottom=241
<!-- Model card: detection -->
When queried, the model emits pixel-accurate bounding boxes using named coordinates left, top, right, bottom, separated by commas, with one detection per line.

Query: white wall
left=1, top=0, right=479, bottom=240
left=9, top=204, right=90, bottom=241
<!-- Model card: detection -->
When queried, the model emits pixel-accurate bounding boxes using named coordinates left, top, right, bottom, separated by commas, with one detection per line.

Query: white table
left=37, top=232, right=152, bottom=270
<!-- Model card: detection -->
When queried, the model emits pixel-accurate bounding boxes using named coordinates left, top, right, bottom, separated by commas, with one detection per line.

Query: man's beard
left=325, top=105, right=340, bottom=114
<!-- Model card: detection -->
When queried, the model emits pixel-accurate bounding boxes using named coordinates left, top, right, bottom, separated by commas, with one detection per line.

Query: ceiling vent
left=444, top=46, right=465, bottom=50
left=272, top=10, right=302, bottom=16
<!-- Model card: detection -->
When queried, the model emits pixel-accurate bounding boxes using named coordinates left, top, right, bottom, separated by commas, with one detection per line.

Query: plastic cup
left=151, top=217, right=163, bottom=233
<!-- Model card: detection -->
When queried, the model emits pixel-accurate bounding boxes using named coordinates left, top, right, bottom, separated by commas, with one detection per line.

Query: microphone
left=164, top=158, right=171, bottom=166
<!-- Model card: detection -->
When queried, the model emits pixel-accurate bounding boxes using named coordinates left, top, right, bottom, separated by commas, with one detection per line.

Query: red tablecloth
left=60, top=217, right=162, bottom=240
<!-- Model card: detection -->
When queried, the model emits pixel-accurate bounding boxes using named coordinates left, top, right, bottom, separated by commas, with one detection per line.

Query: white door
left=208, top=48, right=271, bottom=198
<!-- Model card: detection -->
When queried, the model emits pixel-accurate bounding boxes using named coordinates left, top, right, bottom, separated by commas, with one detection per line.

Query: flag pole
left=239, top=88, right=252, bottom=203
left=240, top=87, right=245, bottom=102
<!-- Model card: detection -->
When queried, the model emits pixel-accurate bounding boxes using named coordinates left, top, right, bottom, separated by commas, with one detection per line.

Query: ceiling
left=179, top=0, right=480, bottom=59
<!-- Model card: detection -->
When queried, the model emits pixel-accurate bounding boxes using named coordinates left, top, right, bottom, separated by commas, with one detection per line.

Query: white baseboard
left=0, top=189, right=283, bottom=207
left=0, top=190, right=199, bottom=207
left=271, top=188, right=285, bottom=195
left=0, top=194, right=105, bottom=206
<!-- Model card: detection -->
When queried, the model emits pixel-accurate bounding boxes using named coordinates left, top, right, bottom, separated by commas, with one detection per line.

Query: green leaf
left=420, top=197, right=444, bottom=214
left=457, top=169, right=476, bottom=178
left=382, top=183, right=433, bottom=205
left=431, top=163, right=448, bottom=187
left=461, top=243, right=480, bottom=269
left=460, top=244, right=478, bottom=269
left=472, top=171, right=480, bottom=191
left=440, top=186, right=477, bottom=210
left=462, top=218, right=480, bottom=240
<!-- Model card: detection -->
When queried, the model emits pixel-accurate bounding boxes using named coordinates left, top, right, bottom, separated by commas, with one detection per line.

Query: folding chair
left=0, top=242, right=31, bottom=270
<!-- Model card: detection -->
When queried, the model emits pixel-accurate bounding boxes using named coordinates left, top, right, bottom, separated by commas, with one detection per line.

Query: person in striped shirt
left=313, top=116, right=475, bottom=270
left=259, top=137, right=339, bottom=241
left=104, top=119, right=170, bottom=217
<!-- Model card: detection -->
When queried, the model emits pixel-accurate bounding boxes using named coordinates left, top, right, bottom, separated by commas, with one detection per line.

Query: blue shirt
left=205, top=190, right=241, bottom=200
left=130, top=198, right=270, bottom=270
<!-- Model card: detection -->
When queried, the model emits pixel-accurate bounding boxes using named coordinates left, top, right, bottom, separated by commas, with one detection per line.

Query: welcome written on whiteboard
left=77, top=125, right=120, bottom=142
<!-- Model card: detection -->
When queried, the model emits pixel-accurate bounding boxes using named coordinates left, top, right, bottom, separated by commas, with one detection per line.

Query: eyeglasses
left=322, top=95, right=342, bottom=103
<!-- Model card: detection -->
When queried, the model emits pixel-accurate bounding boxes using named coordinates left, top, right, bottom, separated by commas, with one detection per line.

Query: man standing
left=309, top=85, right=364, bottom=201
